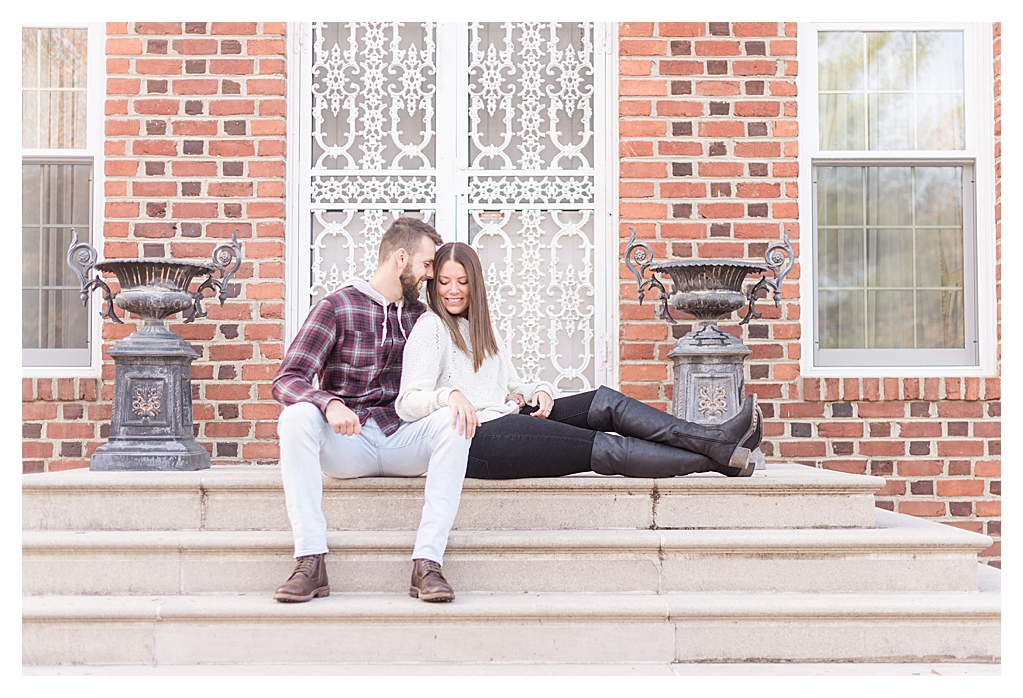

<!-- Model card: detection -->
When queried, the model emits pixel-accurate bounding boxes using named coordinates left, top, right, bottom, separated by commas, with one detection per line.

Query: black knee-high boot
left=589, top=432, right=721, bottom=478
left=586, top=386, right=762, bottom=476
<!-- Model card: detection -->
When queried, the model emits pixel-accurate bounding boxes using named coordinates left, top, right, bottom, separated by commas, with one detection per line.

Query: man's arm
left=271, top=297, right=345, bottom=415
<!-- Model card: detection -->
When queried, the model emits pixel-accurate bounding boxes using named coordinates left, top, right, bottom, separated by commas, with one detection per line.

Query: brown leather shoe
left=409, top=558, right=455, bottom=602
left=274, top=553, right=329, bottom=603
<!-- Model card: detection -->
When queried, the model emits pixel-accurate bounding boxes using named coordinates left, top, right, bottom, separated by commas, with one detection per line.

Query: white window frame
left=21, top=22, right=105, bottom=377
left=797, top=22, right=997, bottom=377
left=284, top=21, right=621, bottom=389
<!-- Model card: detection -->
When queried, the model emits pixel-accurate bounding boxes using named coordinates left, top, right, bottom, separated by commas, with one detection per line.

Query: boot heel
left=727, top=446, right=751, bottom=471
left=718, top=446, right=754, bottom=477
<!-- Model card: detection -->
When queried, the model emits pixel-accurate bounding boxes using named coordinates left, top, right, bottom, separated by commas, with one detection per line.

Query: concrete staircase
left=22, top=463, right=1000, bottom=672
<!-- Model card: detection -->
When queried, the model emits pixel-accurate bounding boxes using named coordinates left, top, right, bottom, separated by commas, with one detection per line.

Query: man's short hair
left=377, top=217, right=443, bottom=265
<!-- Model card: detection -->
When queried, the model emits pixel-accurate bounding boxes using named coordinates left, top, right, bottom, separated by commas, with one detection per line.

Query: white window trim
left=797, top=21, right=997, bottom=378
left=602, top=22, right=621, bottom=390
left=22, top=21, right=105, bottom=378
left=284, top=21, right=621, bottom=389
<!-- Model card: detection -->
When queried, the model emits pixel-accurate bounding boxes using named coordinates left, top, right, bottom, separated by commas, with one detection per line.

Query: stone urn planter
left=624, top=228, right=793, bottom=428
left=67, top=231, right=241, bottom=471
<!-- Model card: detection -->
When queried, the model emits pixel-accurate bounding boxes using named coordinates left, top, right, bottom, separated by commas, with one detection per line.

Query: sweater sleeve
left=498, top=326, right=556, bottom=404
left=395, top=314, right=456, bottom=422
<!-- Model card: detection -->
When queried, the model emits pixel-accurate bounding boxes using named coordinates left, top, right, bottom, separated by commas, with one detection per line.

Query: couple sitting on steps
left=271, top=217, right=763, bottom=604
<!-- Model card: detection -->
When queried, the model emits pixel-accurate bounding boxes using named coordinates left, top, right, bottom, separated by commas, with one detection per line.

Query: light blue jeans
left=277, top=402, right=471, bottom=563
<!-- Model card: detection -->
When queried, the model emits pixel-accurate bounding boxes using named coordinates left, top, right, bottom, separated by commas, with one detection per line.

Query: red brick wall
left=22, top=21, right=288, bottom=472
left=616, top=21, right=1000, bottom=566
left=22, top=378, right=102, bottom=473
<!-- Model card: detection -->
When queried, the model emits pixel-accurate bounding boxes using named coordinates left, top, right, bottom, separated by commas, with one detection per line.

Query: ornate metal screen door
left=294, top=22, right=614, bottom=392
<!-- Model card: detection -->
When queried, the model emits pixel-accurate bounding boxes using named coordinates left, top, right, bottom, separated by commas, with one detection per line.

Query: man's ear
left=394, top=247, right=408, bottom=269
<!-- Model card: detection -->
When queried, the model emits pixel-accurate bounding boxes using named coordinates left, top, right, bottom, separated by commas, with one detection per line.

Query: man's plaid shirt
left=272, top=282, right=427, bottom=436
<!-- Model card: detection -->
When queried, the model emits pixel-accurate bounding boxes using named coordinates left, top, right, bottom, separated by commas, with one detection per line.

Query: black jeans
left=465, top=390, right=598, bottom=479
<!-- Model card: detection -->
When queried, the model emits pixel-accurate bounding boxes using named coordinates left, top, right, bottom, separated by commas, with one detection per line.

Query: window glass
left=22, top=27, right=89, bottom=149
left=22, top=163, right=92, bottom=352
left=817, top=166, right=965, bottom=350
left=818, top=30, right=965, bottom=150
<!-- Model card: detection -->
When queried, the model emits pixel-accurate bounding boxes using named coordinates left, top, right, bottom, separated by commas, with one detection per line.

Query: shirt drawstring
left=380, top=301, right=409, bottom=345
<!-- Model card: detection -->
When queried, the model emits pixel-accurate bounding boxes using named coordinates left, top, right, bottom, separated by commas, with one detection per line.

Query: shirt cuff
left=313, top=392, right=344, bottom=416
left=533, top=384, right=555, bottom=402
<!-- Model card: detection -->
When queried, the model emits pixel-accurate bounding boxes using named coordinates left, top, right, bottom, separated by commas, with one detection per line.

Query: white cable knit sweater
left=396, top=312, right=556, bottom=424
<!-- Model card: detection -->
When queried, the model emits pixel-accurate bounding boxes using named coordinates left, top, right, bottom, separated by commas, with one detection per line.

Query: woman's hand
left=447, top=390, right=480, bottom=438
left=530, top=390, right=554, bottom=419
left=506, top=393, right=526, bottom=408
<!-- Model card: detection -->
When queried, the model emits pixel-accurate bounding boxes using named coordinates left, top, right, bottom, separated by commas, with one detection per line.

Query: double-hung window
left=800, top=23, right=996, bottom=372
left=22, top=23, right=103, bottom=371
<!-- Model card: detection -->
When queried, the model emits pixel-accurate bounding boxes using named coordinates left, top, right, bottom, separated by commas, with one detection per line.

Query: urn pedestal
left=668, top=323, right=751, bottom=425
left=90, top=326, right=208, bottom=471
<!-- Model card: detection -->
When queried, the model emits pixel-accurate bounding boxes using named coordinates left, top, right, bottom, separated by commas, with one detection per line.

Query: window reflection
left=817, top=166, right=965, bottom=349
left=22, top=163, right=92, bottom=351
left=22, top=27, right=88, bottom=149
left=818, top=31, right=964, bottom=150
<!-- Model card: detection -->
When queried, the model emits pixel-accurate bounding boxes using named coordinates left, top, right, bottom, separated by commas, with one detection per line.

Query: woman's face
left=436, top=259, right=471, bottom=316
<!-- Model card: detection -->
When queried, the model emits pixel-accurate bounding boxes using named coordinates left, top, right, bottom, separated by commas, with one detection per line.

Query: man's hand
left=530, top=390, right=554, bottom=419
left=447, top=390, right=480, bottom=438
left=325, top=399, right=362, bottom=436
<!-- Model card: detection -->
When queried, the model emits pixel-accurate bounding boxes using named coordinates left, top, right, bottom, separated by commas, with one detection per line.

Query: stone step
left=21, top=510, right=992, bottom=595
left=22, top=576, right=1000, bottom=665
left=22, top=463, right=884, bottom=532
left=22, top=662, right=1003, bottom=676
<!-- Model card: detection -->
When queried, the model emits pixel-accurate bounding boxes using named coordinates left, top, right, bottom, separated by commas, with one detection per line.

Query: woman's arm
left=395, top=314, right=456, bottom=422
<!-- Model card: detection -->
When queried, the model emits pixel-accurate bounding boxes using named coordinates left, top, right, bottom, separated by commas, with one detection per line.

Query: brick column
left=101, top=21, right=287, bottom=464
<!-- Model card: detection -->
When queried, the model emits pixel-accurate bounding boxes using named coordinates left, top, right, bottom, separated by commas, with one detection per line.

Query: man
left=272, top=217, right=469, bottom=603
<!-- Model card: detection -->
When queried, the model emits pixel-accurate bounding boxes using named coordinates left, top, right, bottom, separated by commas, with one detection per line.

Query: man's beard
left=399, top=262, right=422, bottom=306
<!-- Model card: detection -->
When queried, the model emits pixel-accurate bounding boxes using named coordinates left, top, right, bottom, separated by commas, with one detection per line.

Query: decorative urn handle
left=67, top=231, right=122, bottom=324
left=623, top=229, right=674, bottom=323
left=738, top=228, right=795, bottom=326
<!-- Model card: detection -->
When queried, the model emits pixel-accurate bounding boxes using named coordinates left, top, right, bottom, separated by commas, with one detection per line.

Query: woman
left=396, top=242, right=762, bottom=479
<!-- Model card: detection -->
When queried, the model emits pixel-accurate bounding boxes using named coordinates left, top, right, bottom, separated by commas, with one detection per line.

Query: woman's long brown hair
left=426, top=242, right=499, bottom=372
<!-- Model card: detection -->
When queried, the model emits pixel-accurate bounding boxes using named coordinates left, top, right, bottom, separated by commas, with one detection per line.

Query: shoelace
left=289, top=555, right=317, bottom=580
left=418, top=560, right=444, bottom=577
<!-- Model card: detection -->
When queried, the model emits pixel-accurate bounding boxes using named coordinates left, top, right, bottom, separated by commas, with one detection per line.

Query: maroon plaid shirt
left=272, top=283, right=427, bottom=436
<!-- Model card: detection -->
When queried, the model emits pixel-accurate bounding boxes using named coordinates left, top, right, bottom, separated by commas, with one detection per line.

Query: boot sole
left=409, top=586, right=455, bottom=602
left=725, top=397, right=759, bottom=477
left=743, top=406, right=764, bottom=451
left=273, top=586, right=330, bottom=603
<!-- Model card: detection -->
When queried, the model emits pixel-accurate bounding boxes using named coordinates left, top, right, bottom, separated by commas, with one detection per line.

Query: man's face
left=399, top=238, right=437, bottom=304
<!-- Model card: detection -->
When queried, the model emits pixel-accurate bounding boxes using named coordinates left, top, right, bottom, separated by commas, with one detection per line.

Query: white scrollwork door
left=303, top=22, right=439, bottom=307
left=292, top=22, right=615, bottom=392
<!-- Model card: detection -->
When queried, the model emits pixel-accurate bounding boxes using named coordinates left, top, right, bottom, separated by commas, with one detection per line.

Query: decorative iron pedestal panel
left=90, top=327, right=209, bottom=472
left=668, top=324, right=751, bottom=424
